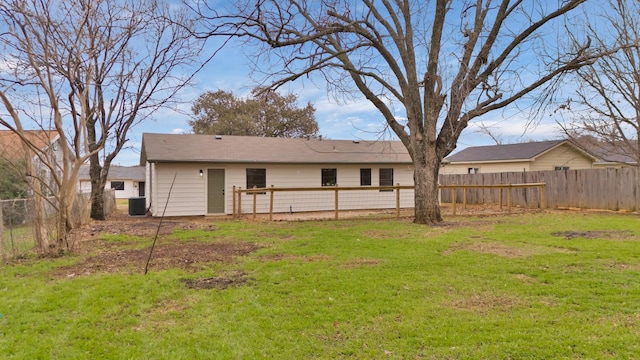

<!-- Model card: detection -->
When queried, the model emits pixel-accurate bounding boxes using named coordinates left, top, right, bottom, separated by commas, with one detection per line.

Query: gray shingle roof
left=78, top=165, right=145, bottom=181
left=140, top=133, right=412, bottom=165
left=444, top=140, right=570, bottom=163
left=572, top=138, right=637, bottom=165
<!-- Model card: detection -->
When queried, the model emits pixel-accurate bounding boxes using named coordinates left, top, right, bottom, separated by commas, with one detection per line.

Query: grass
left=1, top=225, right=35, bottom=259
left=1, top=211, right=640, bottom=358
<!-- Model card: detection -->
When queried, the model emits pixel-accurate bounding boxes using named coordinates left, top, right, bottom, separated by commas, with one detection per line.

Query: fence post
left=507, top=184, right=512, bottom=212
left=334, top=184, right=339, bottom=220
left=452, top=185, right=457, bottom=215
left=269, top=185, right=274, bottom=221
left=463, top=187, right=467, bottom=210
left=499, top=187, right=503, bottom=210
left=237, top=187, right=242, bottom=216
left=540, top=184, right=546, bottom=209
left=395, top=183, right=400, bottom=218
left=252, top=186, right=257, bottom=219
left=232, top=186, right=236, bottom=216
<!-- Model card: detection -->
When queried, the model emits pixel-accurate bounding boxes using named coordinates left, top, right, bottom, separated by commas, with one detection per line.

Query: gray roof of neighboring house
left=443, top=140, right=595, bottom=163
left=140, top=133, right=412, bottom=165
left=78, top=165, right=145, bottom=181
left=572, top=139, right=638, bottom=165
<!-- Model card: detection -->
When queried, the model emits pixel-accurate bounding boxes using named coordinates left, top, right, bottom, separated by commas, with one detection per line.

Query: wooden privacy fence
left=233, top=183, right=545, bottom=219
left=440, top=167, right=640, bottom=211
left=233, top=168, right=639, bottom=220
left=440, top=183, right=546, bottom=215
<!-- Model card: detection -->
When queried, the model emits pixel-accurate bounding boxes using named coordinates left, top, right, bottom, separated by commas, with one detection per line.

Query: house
left=441, top=140, right=600, bottom=175
left=139, top=133, right=414, bottom=216
left=571, top=137, right=637, bottom=168
left=0, top=129, right=67, bottom=196
left=78, top=165, right=146, bottom=199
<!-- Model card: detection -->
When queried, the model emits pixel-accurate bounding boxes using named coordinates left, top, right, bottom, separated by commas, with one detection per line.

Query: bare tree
left=0, top=0, right=209, bottom=223
left=196, top=0, right=594, bottom=224
left=560, top=0, right=640, bottom=165
left=0, top=101, right=81, bottom=254
left=475, top=122, right=504, bottom=145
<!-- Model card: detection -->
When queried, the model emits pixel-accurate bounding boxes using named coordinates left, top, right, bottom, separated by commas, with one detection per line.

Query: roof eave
left=143, top=159, right=413, bottom=165
left=444, top=158, right=532, bottom=165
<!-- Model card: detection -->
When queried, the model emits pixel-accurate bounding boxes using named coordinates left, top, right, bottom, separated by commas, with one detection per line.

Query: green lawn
left=1, top=225, right=35, bottom=259
left=1, top=211, right=639, bottom=359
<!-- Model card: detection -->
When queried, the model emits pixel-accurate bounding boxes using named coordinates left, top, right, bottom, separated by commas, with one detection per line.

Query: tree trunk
left=89, top=155, right=106, bottom=220
left=412, top=145, right=443, bottom=225
left=56, top=199, right=68, bottom=250
left=32, top=191, right=51, bottom=255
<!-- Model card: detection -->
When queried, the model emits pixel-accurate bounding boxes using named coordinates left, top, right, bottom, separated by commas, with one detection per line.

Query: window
left=110, top=181, right=124, bottom=191
left=554, top=166, right=569, bottom=171
left=360, top=168, right=371, bottom=186
left=379, top=168, right=393, bottom=191
left=246, top=168, right=266, bottom=190
left=322, top=168, right=337, bottom=186
left=468, top=167, right=479, bottom=174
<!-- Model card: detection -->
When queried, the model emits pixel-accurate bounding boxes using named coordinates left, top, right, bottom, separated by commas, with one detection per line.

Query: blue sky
left=0, top=1, right=596, bottom=168
left=116, top=40, right=567, bottom=167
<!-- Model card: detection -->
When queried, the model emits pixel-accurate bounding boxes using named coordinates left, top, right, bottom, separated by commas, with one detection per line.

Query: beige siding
left=79, top=180, right=91, bottom=193
left=441, top=161, right=531, bottom=175
left=529, top=144, right=593, bottom=171
left=145, top=163, right=154, bottom=214
left=442, top=144, right=596, bottom=175
left=108, top=179, right=139, bottom=199
left=592, top=163, right=628, bottom=169
left=232, top=163, right=415, bottom=214
left=151, top=163, right=207, bottom=217
left=147, top=162, right=415, bottom=216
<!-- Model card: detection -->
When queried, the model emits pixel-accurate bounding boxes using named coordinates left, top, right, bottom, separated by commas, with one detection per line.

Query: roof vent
left=215, top=135, right=222, bottom=140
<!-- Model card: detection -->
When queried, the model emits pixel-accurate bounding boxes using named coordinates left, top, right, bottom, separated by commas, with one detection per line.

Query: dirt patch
left=258, top=253, right=331, bottom=262
left=443, top=241, right=576, bottom=258
left=71, top=209, right=219, bottom=241
left=46, top=208, right=259, bottom=277
left=443, top=242, right=535, bottom=258
left=447, top=292, right=523, bottom=313
left=551, top=230, right=636, bottom=240
left=341, top=258, right=383, bottom=268
left=55, top=241, right=261, bottom=277
left=182, top=270, right=250, bottom=290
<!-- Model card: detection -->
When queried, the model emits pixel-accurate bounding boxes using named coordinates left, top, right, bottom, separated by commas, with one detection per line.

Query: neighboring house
left=571, top=138, right=638, bottom=168
left=78, top=165, right=146, bottom=199
left=140, top=133, right=414, bottom=216
left=441, top=140, right=600, bottom=175
left=0, top=130, right=67, bottom=196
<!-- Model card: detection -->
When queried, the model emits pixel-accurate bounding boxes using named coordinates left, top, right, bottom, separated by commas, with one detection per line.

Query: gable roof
left=0, top=130, right=60, bottom=161
left=78, top=165, right=145, bottom=181
left=140, top=133, right=412, bottom=165
left=444, top=140, right=597, bottom=163
left=571, top=137, right=637, bottom=165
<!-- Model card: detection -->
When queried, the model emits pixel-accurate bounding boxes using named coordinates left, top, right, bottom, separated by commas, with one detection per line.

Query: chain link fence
left=1, top=189, right=115, bottom=262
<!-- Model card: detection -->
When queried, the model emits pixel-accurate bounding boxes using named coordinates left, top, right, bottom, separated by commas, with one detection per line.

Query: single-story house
left=140, top=133, right=415, bottom=216
left=441, top=140, right=601, bottom=175
left=78, top=165, right=146, bottom=199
